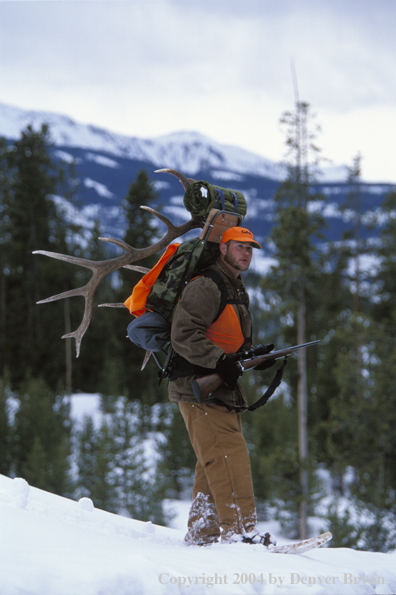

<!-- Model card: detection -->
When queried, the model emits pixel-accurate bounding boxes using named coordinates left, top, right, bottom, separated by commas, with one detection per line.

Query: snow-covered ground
left=1, top=473, right=396, bottom=595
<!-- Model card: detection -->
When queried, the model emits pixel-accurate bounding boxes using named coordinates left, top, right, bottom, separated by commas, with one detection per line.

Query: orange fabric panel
left=205, top=304, right=244, bottom=354
left=124, top=243, right=180, bottom=317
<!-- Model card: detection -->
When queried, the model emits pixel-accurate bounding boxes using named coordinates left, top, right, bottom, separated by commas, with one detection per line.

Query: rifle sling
left=208, top=358, right=288, bottom=413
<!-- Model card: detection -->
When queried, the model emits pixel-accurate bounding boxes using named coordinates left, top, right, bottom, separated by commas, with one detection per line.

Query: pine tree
left=0, top=137, right=12, bottom=377
left=74, top=415, right=98, bottom=498
left=111, top=398, right=170, bottom=524
left=70, top=218, right=126, bottom=396
left=342, top=153, right=365, bottom=318
left=115, top=169, right=163, bottom=409
left=371, top=188, right=396, bottom=326
left=366, top=189, right=396, bottom=501
left=91, top=420, right=118, bottom=512
left=156, top=402, right=196, bottom=498
left=263, top=102, right=326, bottom=538
left=13, top=376, right=72, bottom=494
left=0, top=378, right=12, bottom=475
left=312, top=160, right=396, bottom=502
left=74, top=399, right=171, bottom=524
left=122, top=169, right=160, bottom=253
left=75, top=415, right=118, bottom=511
left=1, top=125, right=81, bottom=391
left=112, top=398, right=145, bottom=514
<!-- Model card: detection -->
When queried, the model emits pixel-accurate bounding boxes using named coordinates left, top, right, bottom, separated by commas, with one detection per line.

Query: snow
left=0, top=100, right=359, bottom=182
left=2, top=395, right=396, bottom=594
left=54, top=149, right=80, bottom=164
left=51, top=195, right=96, bottom=231
left=1, top=473, right=396, bottom=595
left=70, top=392, right=104, bottom=430
left=84, top=178, right=115, bottom=199
left=251, top=252, right=278, bottom=275
left=85, top=152, right=120, bottom=169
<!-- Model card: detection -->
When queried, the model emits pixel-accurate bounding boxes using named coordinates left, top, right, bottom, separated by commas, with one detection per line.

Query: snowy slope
left=1, top=474, right=395, bottom=595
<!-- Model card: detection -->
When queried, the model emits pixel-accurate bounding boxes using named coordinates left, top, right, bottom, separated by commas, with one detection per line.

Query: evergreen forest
left=1, top=113, right=396, bottom=551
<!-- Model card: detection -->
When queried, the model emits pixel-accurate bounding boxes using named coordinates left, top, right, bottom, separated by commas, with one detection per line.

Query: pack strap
left=231, top=193, right=238, bottom=213
left=200, top=269, right=246, bottom=323
left=216, top=189, right=238, bottom=213
left=215, top=188, right=225, bottom=211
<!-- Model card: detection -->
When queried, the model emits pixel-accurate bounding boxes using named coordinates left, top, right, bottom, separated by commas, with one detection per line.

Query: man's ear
left=219, top=243, right=227, bottom=257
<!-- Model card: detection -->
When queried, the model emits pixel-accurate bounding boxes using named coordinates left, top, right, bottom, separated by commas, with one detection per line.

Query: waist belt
left=168, top=352, right=213, bottom=381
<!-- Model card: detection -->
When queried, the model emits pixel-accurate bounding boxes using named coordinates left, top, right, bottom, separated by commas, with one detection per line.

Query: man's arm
left=171, top=276, right=225, bottom=369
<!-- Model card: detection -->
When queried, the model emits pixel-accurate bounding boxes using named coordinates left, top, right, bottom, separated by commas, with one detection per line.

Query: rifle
left=191, top=340, right=321, bottom=403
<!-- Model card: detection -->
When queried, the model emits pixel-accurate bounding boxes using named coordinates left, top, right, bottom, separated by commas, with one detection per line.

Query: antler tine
left=34, top=205, right=202, bottom=357
left=140, top=206, right=202, bottom=243
left=154, top=168, right=196, bottom=191
left=123, top=265, right=150, bottom=273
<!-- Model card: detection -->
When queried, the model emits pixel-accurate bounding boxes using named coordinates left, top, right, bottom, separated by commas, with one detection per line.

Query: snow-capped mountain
left=0, top=101, right=284, bottom=179
left=0, top=101, right=393, bottom=255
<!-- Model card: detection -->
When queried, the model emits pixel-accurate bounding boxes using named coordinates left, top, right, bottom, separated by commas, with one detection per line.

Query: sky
left=0, top=0, right=395, bottom=182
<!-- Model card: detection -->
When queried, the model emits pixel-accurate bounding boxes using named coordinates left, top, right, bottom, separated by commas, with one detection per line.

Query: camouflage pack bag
left=125, top=238, right=220, bottom=354
left=145, top=238, right=220, bottom=323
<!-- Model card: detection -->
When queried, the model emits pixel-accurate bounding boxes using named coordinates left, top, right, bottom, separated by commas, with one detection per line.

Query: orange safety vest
left=186, top=270, right=246, bottom=355
left=205, top=303, right=245, bottom=354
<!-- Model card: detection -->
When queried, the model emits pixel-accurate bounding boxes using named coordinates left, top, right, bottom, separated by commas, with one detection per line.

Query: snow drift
left=1, top=473, right=396, bottom=595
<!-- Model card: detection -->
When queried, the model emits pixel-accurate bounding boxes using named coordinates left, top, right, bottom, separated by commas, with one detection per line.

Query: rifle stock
left=191, top=340, right=320, bottom=403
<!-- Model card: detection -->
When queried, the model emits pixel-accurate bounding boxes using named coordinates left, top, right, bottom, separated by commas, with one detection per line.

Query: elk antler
left=34, top=198, right=202, bottom=357
left=154, top=168, right=196, bottom=190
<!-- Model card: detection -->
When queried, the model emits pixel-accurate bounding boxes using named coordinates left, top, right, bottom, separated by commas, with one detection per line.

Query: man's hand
left=254, top=344, right=275, bottom=370
left=215, top=354, right=242, bottom=390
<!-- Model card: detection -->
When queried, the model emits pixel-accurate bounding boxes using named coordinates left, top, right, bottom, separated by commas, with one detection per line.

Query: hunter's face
left=221, top=240, right=253, bottom=275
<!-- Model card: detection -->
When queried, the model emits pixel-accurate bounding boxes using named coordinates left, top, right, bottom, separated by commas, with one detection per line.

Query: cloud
left=0, top=0, right=395, bottom=181
left=2, top=0, right=395, bottom=109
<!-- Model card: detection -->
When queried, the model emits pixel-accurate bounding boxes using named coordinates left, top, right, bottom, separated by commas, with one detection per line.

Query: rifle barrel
left=289, top=340, right=321, bottom=350
left=192, top=339, right=321, bottom=402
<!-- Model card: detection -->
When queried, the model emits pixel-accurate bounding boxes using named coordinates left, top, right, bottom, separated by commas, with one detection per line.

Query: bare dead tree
left=34, top=169, right=200, bottom=357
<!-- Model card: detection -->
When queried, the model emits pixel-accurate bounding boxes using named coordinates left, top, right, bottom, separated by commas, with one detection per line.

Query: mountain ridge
left=0, top=100, right=350, bottom=181
left=0, top=100, right=393, bottom=256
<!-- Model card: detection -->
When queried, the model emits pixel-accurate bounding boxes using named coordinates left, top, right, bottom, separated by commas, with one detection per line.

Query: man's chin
left=239, top=262, right=250, bottom=271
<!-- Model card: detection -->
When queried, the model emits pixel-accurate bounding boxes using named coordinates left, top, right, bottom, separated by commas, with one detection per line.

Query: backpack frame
left=126, top=208, right=244, bottom=377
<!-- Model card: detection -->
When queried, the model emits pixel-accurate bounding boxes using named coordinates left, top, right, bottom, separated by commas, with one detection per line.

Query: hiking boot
left=183, top=492, right=221, bottom=547
left=184, top=533, right=219, bottom=547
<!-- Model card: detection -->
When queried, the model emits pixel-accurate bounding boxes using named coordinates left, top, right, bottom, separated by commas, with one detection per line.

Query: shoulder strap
left=200, top=268, right=246, bottom=323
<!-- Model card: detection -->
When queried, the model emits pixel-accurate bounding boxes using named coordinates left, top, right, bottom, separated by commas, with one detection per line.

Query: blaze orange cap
left=220, top=227, right=262, bottom=249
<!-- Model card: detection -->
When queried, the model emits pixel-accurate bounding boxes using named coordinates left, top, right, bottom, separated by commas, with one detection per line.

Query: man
left=168, top=226, right=275, bottom=546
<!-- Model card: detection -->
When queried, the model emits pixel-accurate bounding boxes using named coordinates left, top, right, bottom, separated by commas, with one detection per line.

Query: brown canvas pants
left=179, top=401, right=257, bottom=544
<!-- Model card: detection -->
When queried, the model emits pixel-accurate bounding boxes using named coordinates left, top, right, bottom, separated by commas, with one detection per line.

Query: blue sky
left=0, top=0, right=395, bottom=182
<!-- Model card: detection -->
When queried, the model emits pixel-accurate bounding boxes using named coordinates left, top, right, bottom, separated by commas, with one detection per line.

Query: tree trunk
left=297, top=280, right=308, bottom=539
left=0, top=273, right=5, bottom=376
left=64, top=298, right=73, bottom=397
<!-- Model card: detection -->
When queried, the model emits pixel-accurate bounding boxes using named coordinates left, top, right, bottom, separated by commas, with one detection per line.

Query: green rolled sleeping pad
left=183, top=180, right=247, bottom=219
